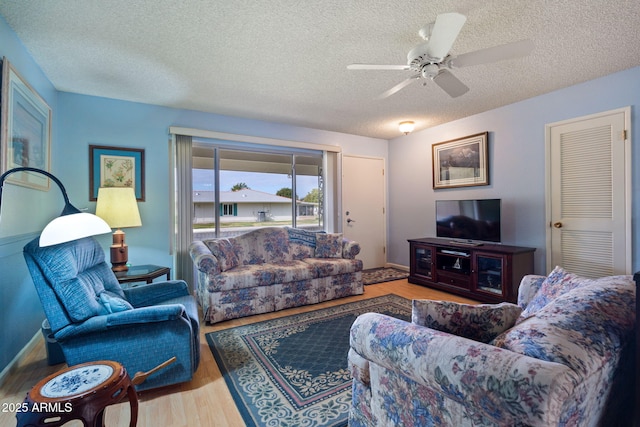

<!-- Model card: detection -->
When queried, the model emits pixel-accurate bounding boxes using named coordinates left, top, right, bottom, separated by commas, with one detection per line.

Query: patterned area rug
left=362, top=267, right=409, bottom=285
left=206, top=294, right=412, bottom=427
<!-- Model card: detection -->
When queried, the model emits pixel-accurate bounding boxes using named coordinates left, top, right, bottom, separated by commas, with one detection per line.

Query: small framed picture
left=432, top=132, right=489, bottom=189
left=1, top=57, right=52, bottom=190
left=89, top=145, right=145, bottom=201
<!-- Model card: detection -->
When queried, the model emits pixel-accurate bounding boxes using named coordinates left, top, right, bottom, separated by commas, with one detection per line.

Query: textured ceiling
left=1, top=0, right=639, bottom=140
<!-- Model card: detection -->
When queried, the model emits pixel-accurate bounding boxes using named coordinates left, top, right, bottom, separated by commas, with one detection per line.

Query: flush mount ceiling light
left=399, top=121, right=415, bottom=135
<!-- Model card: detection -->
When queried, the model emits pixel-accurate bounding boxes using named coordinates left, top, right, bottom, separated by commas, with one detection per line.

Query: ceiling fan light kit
left=348, top=12, right=533, bottom=100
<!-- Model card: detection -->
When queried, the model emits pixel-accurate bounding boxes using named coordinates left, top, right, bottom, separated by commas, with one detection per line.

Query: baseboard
left=385, top=262, right=409, bottom=272
left=0, top=330, right=40, bottom=388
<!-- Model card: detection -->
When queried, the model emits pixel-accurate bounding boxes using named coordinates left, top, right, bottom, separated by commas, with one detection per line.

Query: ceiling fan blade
left=426, top=12, right=467, bottom=60
left=347, top=64, right=410, bottom=70
left=432, top=70, right=469, bottom=98
left=378, top=75, right=420, bottom=99
left=450, top=39, right=534, bottom=68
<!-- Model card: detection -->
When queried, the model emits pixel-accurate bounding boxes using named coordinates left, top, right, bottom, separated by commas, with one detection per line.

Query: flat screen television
left=436, top=199, right=501, bottom=243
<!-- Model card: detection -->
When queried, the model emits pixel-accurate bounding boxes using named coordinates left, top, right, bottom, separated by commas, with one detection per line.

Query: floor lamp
left=0, top=167, right=111, bottom=246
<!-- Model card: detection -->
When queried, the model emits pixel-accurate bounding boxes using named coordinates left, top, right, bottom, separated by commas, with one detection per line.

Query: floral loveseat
left=190, top=227, right=363, bottom=323
left=348, top=267, right=636, bottom=426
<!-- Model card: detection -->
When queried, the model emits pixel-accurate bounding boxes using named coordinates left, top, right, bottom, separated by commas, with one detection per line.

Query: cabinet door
left=412, top=244, right=434, bottom=280
left=473, top=253, right=506, bottom=299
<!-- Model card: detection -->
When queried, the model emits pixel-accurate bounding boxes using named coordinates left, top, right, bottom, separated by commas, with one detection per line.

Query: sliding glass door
left=192, top=141, right=324, bottom=239
left=294, top=153, right=324, bottom=230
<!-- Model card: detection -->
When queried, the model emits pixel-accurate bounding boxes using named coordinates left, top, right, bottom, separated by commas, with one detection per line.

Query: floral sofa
left=190, top=227, right=363, bottom=323
left=348, top=267, right=636, bottom=426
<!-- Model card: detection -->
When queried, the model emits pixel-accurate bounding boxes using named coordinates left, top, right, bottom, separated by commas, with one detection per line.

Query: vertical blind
left=173, top=134, right=194, bottom=288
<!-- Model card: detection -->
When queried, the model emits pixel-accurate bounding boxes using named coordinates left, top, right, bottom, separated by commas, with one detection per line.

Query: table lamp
left=95, top=187, right=142, bottom=272
left=0, top=167, right=111, bottom=246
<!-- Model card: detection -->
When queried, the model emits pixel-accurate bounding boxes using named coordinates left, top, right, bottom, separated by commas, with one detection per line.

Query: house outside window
left=192, top=142, right=326, bottom=239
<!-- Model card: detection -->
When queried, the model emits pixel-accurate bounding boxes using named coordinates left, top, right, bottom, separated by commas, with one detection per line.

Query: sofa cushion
left=231, top=227, right=292, bottom=264
left=315, top=233, right=343, bottom=258
left=517, top=266, right=591, bottom=323
left=302, top=257, right=363, bottom=276
left=270, top=261, right=318, bottom=283
left=205, top=238, right=239, bottom=271
left=209, top=264, right=277, bottom=291
left=492, top=277, right=635, bottom=375
left=412, top=300, right=522, bottom=343
left=209, top=261, right=317, bottom=292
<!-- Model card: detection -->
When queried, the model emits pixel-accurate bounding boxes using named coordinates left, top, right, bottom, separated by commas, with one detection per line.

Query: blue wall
left=0, top=15, right=61, bottom=375
left=0, top=15, right=387, bottom=373
left=55, top=93, right=388, bottom=268
left=2, top=11, right=638, bottom=376
left=387, top=66, right=640, bottom=274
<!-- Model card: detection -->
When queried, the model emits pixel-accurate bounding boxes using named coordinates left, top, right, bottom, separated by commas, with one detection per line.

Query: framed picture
left=1, top=57, right=52, bottom=190
left=89, top=145, right=145, bottom=201
left=432, top=132, right=489, bottom=189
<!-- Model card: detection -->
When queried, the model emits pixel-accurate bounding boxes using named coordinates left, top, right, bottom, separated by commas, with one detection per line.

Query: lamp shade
left=0, top=167, right=112, bottom=247
left=95, top=187, right=142, bottom=228
left=40, top=212, right=112, bottom=247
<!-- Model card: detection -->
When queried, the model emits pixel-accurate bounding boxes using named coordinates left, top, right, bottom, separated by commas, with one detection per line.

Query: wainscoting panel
left=0, top=233, right=46, bottom=376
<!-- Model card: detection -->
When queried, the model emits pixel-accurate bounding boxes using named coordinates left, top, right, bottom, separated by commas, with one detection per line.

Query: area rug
left=206, top=294, right=412, bottom=427
left=362, top=267, right=409, bottom=285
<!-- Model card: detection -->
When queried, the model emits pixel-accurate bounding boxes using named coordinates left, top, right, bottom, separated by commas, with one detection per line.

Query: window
left=221, top=203, right=236, bottom=216
left=171, top=129, right=341, bottom=285
left=192, top=141, right=326, bottom=239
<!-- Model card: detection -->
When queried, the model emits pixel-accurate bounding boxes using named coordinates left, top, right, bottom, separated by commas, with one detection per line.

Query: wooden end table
left=16, top=360, right=138, bottom=427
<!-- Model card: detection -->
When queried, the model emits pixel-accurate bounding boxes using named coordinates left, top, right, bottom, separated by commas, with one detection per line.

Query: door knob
left=553, top=222, right=563, bottom=228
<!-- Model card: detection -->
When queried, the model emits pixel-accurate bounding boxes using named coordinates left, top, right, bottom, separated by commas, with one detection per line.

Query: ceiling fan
left=347, top=12, right=534, bottom=98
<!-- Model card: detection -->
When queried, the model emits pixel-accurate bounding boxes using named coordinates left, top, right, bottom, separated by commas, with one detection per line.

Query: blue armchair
left=23, top=236, right=200, bottom=391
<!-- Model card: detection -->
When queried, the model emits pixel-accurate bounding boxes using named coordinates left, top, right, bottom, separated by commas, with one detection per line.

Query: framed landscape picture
left=1, top=57, right=52, bottom=190
left=432, top=132, right=489, bottom=189
left=89, top=145, right=145, bottom=201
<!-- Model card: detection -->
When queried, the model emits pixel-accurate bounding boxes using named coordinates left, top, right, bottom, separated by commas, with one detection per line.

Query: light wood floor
left=0, top=280, right=476, bottom=427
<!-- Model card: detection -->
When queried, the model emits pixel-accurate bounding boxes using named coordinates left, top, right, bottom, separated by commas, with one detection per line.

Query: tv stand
left=449, top=240, right=484, bottom=247
left=408, top=237, right=535, bottom=303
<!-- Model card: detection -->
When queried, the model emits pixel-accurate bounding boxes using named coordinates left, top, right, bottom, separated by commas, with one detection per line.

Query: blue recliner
left=23, top=236, right=200, bottom=391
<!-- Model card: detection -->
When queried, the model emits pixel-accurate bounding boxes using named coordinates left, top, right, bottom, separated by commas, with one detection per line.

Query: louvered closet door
left=547, top=108, right=630, bottom=277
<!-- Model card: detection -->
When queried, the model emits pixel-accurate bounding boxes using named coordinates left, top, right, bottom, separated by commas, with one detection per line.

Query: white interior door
left=342, top=155, right=386, bottom=269
left=546, top=107, right=631, bottom=277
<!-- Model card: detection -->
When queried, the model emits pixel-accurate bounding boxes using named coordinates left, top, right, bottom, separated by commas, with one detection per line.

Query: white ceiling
left=2, top=0, right=639, bottom=140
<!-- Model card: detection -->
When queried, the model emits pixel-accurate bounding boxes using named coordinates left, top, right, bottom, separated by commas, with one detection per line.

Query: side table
left=16, top=360, right=138, bottom=427
left=115, top=264, right=170, bottom=286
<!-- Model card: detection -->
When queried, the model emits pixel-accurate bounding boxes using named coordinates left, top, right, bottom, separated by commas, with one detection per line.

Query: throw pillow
left=412, top=300, right=522, bottom=343
left=205, top=239, right=240, bottom=271
left=315, top=233, right=343, bottom=258
left=517, top=266, right=592, bottom=323
left=286, top=227, right=319, bottom=248
left=286, top=227, right=320, bottom=259
left=99, top=292, right=134, bottom=314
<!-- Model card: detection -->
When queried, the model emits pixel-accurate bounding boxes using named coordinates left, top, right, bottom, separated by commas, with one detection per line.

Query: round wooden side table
left=16, top=360, right=138, bottom=427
